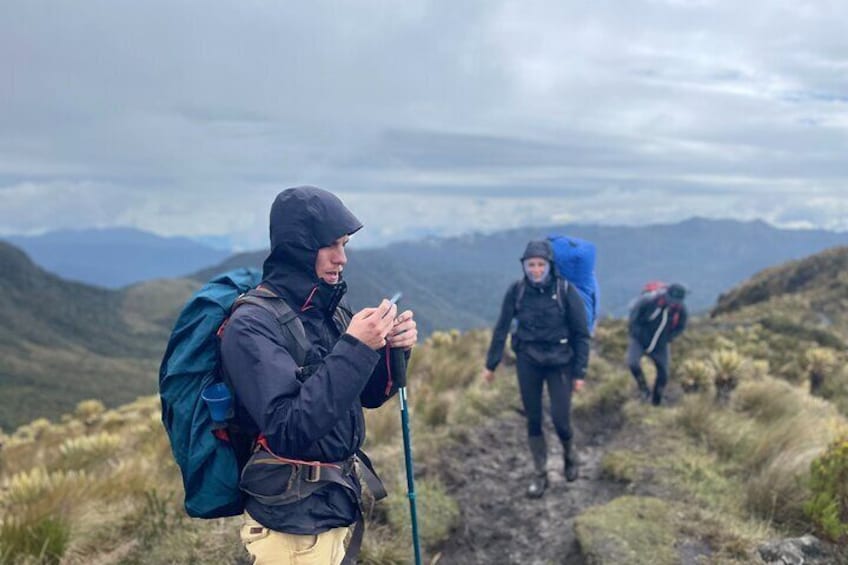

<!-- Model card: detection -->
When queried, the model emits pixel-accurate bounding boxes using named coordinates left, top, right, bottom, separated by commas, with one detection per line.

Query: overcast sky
left=1, top=0, right=846, bottom=249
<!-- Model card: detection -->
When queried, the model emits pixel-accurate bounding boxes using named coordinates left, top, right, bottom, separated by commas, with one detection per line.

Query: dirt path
left=435, top=408, right=626, bottom=565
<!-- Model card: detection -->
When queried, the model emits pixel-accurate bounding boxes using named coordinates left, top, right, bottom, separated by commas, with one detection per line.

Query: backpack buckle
left=304, top=464, right=322, bottom=483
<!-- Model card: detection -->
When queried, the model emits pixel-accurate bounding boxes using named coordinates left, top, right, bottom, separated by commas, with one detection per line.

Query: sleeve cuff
left=337, top=333, right=381, bottom=367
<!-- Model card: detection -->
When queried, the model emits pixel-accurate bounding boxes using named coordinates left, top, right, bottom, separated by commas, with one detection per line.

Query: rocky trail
left=435, top=404, right=627, bottom=565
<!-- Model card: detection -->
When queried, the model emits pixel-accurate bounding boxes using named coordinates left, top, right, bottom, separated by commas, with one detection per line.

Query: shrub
left=679, top=359, right=712, bottom=394
left=12, top=418, right=53, bottom=442
left=748, top=359, right=770, bottom=381
left=805, top=347, right=837, bottom=395
left=805, top=436, right=848, bottom=543
left=2, top=467, right=89, bottom=507
left=74, top=400, right=106, bottom=423
left=57, top=432, right=121, bottom=470
left=710, top=350, right=744, bottom=405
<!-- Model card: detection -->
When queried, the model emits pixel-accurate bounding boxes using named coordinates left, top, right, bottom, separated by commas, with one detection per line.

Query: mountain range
left=195, top=217, right=848, bottom=332
left=2, top=217, right=848, bottom=429
left=2, top=228, right=230, bottom=288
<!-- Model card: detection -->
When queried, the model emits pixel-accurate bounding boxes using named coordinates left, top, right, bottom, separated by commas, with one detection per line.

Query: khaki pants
left=240, top=512, right=349, bottom=565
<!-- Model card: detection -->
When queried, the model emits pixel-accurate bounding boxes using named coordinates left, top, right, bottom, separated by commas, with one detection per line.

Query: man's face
left=315, top=235, right=349, bottom=284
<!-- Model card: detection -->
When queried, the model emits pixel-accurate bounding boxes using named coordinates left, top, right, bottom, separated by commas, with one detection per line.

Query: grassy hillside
left=2, top=323, right=846, bottom=563
left=2, top=241, right=847, bottom=564
left=713, top=245, right=848, bottom=336
left=0, top=243, right=194, bottom=431
left=706, top=245, right=848, bottom=414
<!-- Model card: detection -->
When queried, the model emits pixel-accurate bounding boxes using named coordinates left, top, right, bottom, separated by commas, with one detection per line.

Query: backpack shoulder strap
left=555, top=276, right=569, bottom=314
left=235, top=291, right=310, bottom=367
left=513, top=279, right=526, bottom=313
left=333, top=302, right=354, bottom=332
left=514, top=278, right=567, bottom=314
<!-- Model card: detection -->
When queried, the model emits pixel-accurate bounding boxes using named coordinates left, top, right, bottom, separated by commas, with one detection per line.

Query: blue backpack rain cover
left=548, top=235, right=600, bottom=330
left=159, top=267, right=262, bottom=518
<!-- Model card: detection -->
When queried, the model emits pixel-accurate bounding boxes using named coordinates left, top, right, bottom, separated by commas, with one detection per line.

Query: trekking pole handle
left=390, top=347, right=407, bottom=388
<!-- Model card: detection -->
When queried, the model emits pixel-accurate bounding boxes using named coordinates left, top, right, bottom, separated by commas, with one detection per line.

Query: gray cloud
left=1, top=0, right=846, bottom=248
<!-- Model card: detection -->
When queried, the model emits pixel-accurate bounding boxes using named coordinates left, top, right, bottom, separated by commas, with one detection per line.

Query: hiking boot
left=563, top=439, right=579, bottom=482
left=528, top=435, right=547, bottom=472
left=527, top=435, right=548, bottom=497
left=634, top=374, right=651, bottom=402
left=526, top=473, right=548, bottom=498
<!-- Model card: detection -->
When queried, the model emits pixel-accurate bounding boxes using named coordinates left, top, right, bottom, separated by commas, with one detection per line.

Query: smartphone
left=383, top=291, right=403, bottom=319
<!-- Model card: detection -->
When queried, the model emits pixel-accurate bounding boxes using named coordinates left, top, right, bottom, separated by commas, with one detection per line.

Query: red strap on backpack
left=255, top=435, right=343, bottom=471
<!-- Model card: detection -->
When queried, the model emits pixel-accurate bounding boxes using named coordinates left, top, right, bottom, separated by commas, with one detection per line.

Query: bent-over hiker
left=626, top=282, right=688, bottom=406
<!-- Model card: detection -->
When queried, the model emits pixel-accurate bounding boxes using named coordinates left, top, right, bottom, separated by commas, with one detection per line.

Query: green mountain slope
left=712, top=245, right=848, bottom=339
left=0, top=242, right=193, bottom=431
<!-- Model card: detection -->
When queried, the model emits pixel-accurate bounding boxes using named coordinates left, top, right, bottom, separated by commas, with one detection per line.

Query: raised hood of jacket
left=261, top=186, right=362, bottom=305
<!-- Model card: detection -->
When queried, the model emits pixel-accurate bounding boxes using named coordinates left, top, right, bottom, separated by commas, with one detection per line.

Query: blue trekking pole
left=387, top=294, right=422, bottom=564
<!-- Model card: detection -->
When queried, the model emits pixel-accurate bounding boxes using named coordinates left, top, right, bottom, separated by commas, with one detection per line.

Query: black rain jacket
left=220, top=186, right=399, bottom=534
left=628, top=291, right=688, bottom=353
left=485, top=242, right=591, bottom=378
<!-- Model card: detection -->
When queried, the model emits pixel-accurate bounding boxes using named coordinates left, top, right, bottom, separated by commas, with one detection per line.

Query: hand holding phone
left=347, top=294, right=401, bottom=350
left=386, top=291, right=417, bottom=352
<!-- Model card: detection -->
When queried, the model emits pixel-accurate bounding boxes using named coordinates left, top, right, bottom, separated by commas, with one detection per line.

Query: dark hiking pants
left=516, top=355, right=574, bottom=443
left=626, top=337, right=670, bottom=404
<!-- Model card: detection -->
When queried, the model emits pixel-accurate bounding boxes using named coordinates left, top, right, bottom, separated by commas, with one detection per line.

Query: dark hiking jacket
left=485, top=241, right=591, bottom=379
left=220, top=186, right=400, bottom=534
left=628, top=290, right=688, bottom=353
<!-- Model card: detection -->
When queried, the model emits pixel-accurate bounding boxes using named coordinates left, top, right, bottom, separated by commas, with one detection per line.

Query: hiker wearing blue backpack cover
left=482, top=239, right=591, bottom=498
left=220, top=186, right=418, bottom=565
left=626, top=283, right=688, bottom=406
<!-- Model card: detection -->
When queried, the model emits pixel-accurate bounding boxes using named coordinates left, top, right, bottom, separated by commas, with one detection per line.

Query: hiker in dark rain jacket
left=626, top=283, right=688, bottom=406
left=220, top=186, right=418, bottom=565
left=482, top=240, right=591, bottom=498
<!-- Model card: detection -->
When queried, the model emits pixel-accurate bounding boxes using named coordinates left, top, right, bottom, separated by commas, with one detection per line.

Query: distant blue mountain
left=3, top=228, right=230, bottom=288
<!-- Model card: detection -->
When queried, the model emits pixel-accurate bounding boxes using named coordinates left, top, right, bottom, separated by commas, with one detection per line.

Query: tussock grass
left=385, top=477, right=460, bottom=551
left=57, top=433, right=121, bottom=471
left=0, top=513, right=70, bottom=565
left=600, top=449, right=649, bottom=483
left=364, top=396, right=401, bottom=447
left=3, top=318, right=846, bottom=563
left=676, top=378, right=843, bottom=528
left=591, top=324, right=848, bottom=559
left=0, top=328, right=508, bottom=564
left=573, top=355, right=632, bottom=422
left=575, top=496, right=678, bottom=565
left=359, top=525, right=411, bottom=565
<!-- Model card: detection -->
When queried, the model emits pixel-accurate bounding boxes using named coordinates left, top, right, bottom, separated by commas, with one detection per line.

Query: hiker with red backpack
left=626, top=282, right=688, bottom=406
left=481, top=239, right=591, bottom=498
left=215, top=187, right=417, bottom=564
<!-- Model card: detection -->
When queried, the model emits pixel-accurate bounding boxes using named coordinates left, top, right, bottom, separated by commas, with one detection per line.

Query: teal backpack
left=159, top=268, right=309, bottom=518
